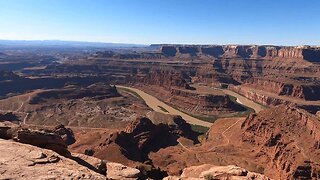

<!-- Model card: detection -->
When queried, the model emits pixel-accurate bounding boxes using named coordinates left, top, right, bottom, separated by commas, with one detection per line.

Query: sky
left=0, top=0, right=319, bottom=45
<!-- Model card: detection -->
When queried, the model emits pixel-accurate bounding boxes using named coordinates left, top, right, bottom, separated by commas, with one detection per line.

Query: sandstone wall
left=159, top=45, right=320, bottom=62
left=241, top=78, right=320, bottom=101
left=241, top=106, right=320, bottom=179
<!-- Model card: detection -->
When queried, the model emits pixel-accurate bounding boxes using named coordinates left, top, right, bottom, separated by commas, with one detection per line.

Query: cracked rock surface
left=0, top=139, right=105, bottom=179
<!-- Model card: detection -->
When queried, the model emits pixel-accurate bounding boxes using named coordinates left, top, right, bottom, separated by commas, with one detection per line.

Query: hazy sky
left=0, top=0, right=319, bottom=45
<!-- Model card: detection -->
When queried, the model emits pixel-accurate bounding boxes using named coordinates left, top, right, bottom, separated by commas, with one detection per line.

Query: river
left=116, top=85, right=213, bottom=127
left=116, top=85, right=266, bottom=128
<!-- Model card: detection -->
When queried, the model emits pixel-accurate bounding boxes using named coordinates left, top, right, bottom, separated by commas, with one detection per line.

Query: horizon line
left=0, top=39, right=319, bottom=47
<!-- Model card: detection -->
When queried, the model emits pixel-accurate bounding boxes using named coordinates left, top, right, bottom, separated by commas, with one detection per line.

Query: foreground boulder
left=0, top=124, right=75, bottom=156
left=107, top=162, right=141, bottom=180
left=72, top=153, right=141, bottom=179
left=0, top=139, right=104, bottom=179
left=164, top=164, right=269, bottom=180
left=53, top=124, right=76, bottom=145
left=0, top=121, right=17, bottom=139
left=15, top=128, right=70, bottom=156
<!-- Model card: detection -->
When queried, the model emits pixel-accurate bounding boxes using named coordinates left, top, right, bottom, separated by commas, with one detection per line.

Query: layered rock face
left=240, top=78, right=320, bottom=101
left=170, top=88, right=246, bottom=115
left=241, top=105, right=320, bottom=179
left=161, top=46, right=178, bottom=57
left=159, top=45, right=320, bottom=102
left=93, top=50, right=164, bottom=60
left=140, top=69, right=191, bottom=89
left=133, top=68, right=247, bottom=116
left=194, top=54, right=320, bottom=101
left=230, top=85, right=289, bottom=106
left=160, top=45, right=320, bottom=62
left=229, top=85, right=320, bottom=114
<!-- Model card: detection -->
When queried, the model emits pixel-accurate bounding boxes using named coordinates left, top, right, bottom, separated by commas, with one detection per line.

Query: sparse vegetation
left=190, top=124, right=210, bottom=134
left=189, top=113, right=218, bottom=123
left=228, top=94, right=237, bottom=102
left=117, top=87, right=146, bottom=103
left=204, top=174, right=214, bottom=180
left=226, top=90, right=269, bottom=110
left=220, top=83, right=229, bottom=89
left=227, top=95, right=255, bottom=117
left=158, top=105, right=169, bottom=113
left=171, top=105, right=218, bottom=123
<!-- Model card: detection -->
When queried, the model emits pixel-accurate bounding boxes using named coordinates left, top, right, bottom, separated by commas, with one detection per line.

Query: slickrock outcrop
left=241, top=105, right=320, bottom=179
left=164, top=164, right=269, bottom=180
left=0, top=139, right=105, bottom=179
left=1, top=125, right=142, bottom=179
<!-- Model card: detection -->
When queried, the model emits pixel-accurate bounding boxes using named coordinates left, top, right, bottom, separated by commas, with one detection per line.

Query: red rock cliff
left=159, top=45, right=320, bottom=62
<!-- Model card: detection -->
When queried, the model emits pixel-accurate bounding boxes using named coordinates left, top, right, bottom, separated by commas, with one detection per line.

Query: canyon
left=0, top=42, right=320, bottom=179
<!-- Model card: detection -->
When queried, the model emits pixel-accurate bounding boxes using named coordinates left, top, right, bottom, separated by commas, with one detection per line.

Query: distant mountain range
left=0, top=40, right=147, bottom=48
